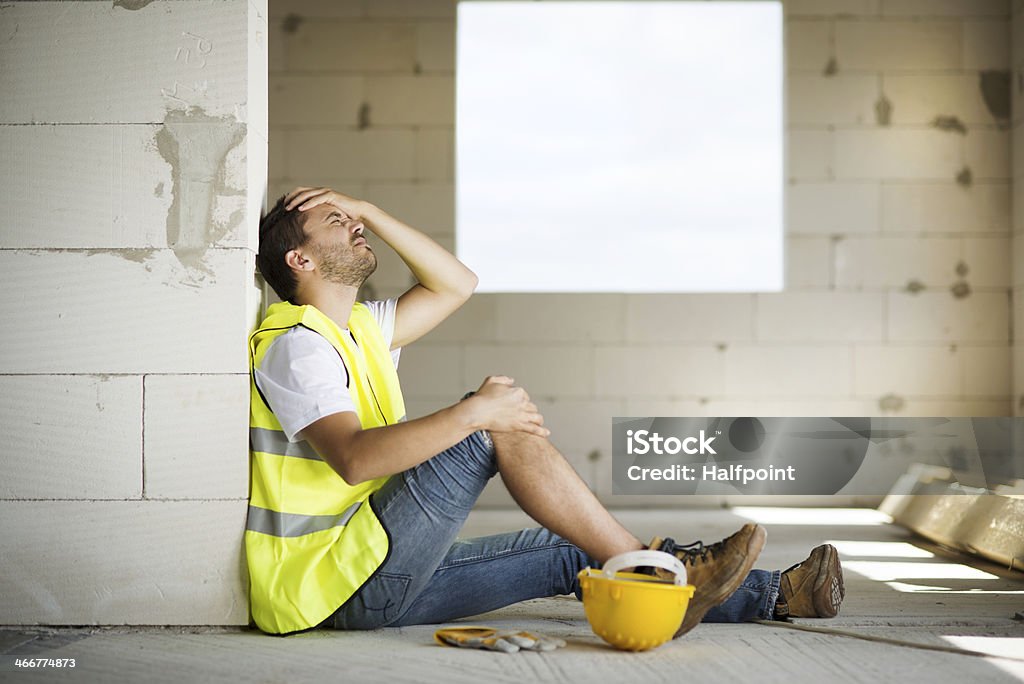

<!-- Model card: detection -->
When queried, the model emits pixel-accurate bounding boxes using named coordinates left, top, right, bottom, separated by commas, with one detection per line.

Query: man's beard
left=314, top=242, right=377, bottom=287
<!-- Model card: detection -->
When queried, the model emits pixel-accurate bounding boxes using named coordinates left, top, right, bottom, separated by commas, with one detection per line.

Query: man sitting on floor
left=246, top=186, right=845, bottom=636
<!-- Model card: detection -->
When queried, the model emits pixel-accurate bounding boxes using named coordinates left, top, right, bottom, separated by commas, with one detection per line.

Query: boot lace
left=661, top=537, right=728, bottom=565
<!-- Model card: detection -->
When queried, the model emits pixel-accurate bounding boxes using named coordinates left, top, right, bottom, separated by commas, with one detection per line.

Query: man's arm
left=302, top=376, right=549, bottom=485
left=285, top=187, right=478, bottom=349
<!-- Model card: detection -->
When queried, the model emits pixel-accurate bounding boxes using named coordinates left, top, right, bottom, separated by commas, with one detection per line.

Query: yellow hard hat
left=578, top=550, right=695, bottom=651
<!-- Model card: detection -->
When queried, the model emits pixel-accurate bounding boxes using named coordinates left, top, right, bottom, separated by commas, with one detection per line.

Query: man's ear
left=285, top=249, right=315, bottom=272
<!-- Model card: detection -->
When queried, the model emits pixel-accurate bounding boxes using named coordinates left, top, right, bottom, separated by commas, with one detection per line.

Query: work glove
left=434, top=626, right=567, bottom=654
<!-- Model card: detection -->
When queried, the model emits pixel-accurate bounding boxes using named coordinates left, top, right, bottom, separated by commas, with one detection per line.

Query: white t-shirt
left=253, top=299, right=401, bottom=442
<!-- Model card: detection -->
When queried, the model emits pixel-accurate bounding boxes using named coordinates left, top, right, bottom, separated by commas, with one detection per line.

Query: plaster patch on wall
left=282, top=13, right=303, bottom=34
left=979, top=70, right=1011, bottom=122
left=34, top=249, right=217, bottom=292
left=92, top=248, right=157, bottom=265
left=215, top=142, right=249, bottom=239
left=956, top=167, right=973, bottom=187
left=875, top=95, right=892, bottom=126
left=932, top=115, right=967, bottom=135
left=878, top=394, right=905, bottom=412
left=950, top=281, right=971, bottom=299
left=31, top=248, right=159, bottom=265
left=905, top=279, right=925, bottom=294
left=154, top=106, right=246, bottom=279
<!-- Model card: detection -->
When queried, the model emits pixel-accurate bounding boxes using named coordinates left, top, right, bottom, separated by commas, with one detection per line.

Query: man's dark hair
left=257, top=195, right=309, bottom=303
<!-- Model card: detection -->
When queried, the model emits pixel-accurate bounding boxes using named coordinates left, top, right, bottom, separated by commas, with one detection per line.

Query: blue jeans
left=323, top=418, right=781, bottom=629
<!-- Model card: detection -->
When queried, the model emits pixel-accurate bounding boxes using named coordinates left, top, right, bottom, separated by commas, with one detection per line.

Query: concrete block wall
left=0, top=1, right=268, bottom=625
left=267, top=0, right=1015, bottom=505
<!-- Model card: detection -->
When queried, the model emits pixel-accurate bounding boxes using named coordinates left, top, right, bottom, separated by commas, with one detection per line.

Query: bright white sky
left=456, top=1, right=784, bottom=292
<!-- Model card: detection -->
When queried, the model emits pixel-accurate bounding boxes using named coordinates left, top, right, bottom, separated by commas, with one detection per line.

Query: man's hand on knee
left=463, top=376, right=550, bottom=438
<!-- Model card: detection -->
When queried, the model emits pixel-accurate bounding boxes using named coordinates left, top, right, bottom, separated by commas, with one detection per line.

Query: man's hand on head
left=284, top=187, right=373, bottom=223
left=281, top=186, right=477, bottom=349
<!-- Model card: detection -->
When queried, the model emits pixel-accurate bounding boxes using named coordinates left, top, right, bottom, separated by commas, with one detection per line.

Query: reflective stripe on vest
left=246, top=302, right=405, bottom=635
left=246, top=502, right=362, bottom=537
left=249, top=427, right=320, bottom=460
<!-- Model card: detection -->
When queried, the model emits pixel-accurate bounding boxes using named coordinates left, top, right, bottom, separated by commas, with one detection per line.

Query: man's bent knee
left=490, top=429, right=551, bottom=451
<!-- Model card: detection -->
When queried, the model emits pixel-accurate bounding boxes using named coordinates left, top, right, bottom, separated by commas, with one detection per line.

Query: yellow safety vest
left=246, top=301, right=406, bottom=635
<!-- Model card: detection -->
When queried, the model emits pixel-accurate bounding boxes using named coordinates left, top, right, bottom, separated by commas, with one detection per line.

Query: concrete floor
left=2, top=507, right=1024, bottom=684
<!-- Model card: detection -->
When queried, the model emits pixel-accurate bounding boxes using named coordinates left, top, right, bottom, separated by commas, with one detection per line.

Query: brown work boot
left=647, top=523, right=767, bottom=638
left=774, top=544, right=845, bottom=619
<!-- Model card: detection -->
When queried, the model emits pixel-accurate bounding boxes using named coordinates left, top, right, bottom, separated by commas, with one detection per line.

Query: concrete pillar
left=0, top=0, right=267, bottom=625
left=1013, top=0, right=1024, bottom=416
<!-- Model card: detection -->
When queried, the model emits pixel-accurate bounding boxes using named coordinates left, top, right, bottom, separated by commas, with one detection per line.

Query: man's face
left=301, top=204, right=377, bottom=286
